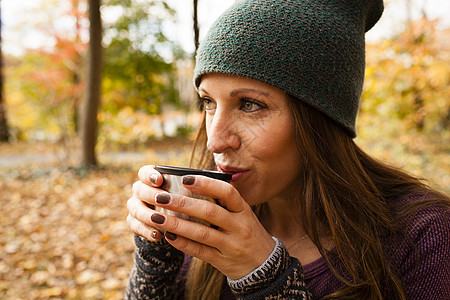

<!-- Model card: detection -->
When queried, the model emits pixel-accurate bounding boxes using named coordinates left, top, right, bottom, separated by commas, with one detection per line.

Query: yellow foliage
left=357, top=18, right=449, bottom=194
left=361, top=18, right=450, bottom=134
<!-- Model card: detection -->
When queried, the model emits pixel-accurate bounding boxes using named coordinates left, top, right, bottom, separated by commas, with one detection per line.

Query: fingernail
left=182, top=176, right=195, bottom=185
left=151, top=213, right=165, bottom=225
left=151, top=230, right=158, bottom=240
left=155, top=193, right=171, bottom=204
left=150, top=173, right=158, bottom=185
left=165, top=232, right=177, bottom=241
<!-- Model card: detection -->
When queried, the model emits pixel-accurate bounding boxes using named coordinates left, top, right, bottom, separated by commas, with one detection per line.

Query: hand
left=127, top=165, right=275, bottom=280
left=126, top=165, right=166, bottom=242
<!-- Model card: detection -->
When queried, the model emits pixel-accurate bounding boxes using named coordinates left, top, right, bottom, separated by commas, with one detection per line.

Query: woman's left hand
left=143, top=174, right=275, bottom=280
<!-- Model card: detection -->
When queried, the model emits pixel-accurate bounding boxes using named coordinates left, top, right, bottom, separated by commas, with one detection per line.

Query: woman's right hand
left=126, top=165, right=165, bottom=242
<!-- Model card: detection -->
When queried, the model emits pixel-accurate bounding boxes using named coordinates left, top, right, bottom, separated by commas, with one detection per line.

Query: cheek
left=241, top=122, right=301, bottom=203
left=261, top=135, right=301, bottom=189
left=205, top=115, right=212, bottom=135
left=256, top=119, right=298, bottom=163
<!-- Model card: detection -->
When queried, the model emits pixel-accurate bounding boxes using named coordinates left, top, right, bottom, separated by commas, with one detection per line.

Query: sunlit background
left=0, top=0, right=449, bottom=298
left=3, top=0, right=450, bottom=54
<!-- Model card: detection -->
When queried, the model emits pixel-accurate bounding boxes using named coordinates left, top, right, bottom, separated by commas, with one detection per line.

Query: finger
left=132, top=180, right=163, bottom=206
left=127, top=213, right=163, bottom=242
left=154, top=192, right=232, bottom=230
left=181, top=175, right=247, bottom=212
left=164, top=232, right=222, bottom=265
left=149, top=210, right=225, bottom=249
left=127, top=195, right=156, bottom=226
left=138, top=165, right=163, bottom=187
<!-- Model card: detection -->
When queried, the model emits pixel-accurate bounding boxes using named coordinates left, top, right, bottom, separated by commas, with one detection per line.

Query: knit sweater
left=124, top=198, right=450, bottom=299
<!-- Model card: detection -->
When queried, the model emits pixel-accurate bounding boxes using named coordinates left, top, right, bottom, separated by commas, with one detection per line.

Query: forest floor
left=0, top=138, right=193, bottom=299
left=0, top=133, right=448, bottom=299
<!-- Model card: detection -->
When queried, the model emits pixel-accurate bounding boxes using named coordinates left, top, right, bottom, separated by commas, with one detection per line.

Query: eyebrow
left=198, top=87, right=271, bottom=98
left=198, top=87, right=209, bottom=95
left=230, top=88, right=270, bottom=97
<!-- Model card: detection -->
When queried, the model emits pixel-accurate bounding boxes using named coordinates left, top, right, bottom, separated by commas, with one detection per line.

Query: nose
left=206, top=110, right=241, bottom=153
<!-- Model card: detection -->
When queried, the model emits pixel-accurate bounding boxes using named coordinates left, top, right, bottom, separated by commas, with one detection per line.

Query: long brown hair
left=185, top=95, right=449, bottom=299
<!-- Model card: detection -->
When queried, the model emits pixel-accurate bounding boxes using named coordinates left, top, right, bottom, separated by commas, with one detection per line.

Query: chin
left=233, top=186, right=265, bottom=206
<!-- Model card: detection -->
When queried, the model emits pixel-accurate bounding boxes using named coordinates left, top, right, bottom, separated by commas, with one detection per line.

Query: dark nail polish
left=182, top=176, right=195, bottom=185
left=155, top=193, right=170, bottom=204
left=165, top=232, right=177, bottom=241
left=150, top=173, right=158, bottom=185
left=151, top=213, right=165, bottom=224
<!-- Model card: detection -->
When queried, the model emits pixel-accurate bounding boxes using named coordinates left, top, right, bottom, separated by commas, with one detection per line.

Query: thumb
left=181, top=175, right=248, bottom=213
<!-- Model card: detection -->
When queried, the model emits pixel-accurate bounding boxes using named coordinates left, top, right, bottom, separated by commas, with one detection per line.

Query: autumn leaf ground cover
left=0, top=132, right=448, bottom=299
left=0, top=139, right=192, bottom=299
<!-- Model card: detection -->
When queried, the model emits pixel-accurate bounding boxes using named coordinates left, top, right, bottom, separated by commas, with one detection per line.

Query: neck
left=260, top=196, right=306, bottom=242
left=259, top=196, right=333, bottom=265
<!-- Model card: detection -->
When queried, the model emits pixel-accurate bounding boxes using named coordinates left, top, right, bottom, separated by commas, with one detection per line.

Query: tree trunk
left=0, top=0, right=10, bottom=142
left=80, top=0, right=102, bottom=167
left=193, top=0, right=199, bottom=56
left=72, top=0, right=81, bottom=134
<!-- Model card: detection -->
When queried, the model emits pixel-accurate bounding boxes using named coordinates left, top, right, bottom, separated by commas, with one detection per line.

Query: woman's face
left=198, top=73, right=301, bottom=205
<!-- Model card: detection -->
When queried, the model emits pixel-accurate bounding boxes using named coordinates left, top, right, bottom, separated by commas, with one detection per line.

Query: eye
left=201, top=98, right=217, bottom=111
left=241, top=99, right=264, bottom=112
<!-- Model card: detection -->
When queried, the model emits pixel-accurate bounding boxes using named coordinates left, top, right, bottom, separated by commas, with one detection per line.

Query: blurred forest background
left=0, top=0, right=449, bottom=298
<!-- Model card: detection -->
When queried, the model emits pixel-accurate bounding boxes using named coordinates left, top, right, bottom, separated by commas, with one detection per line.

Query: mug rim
left=155, top=165, right=232, bottom=182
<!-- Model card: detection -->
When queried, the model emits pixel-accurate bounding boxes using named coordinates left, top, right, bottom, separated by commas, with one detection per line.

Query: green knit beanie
left=193, top=0, right=384, bottom=137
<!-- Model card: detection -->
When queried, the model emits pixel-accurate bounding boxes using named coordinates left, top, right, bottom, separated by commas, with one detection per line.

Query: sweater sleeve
left=124, top=234, right=185, bottom=300
left=227, top=237, right=314, bottom=299
left=393, top=204, right=450, bottom=299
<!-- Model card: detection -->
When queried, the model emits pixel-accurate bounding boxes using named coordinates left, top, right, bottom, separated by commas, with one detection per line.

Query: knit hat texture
left=193, top=0, right=384, bottom=137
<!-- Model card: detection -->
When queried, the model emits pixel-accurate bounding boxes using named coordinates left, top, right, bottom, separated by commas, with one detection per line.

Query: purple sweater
left=125, top=198, right=450, bottom=299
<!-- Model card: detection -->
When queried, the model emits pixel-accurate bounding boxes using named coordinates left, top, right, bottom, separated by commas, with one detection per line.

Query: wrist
left=227, top=237, right=290, bottom=295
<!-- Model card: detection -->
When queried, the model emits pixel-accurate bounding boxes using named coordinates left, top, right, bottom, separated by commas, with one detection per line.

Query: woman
left=125, top=0, right=449, bottom=299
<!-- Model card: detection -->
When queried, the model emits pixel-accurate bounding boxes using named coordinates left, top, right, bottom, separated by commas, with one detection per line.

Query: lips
left=217, top=165, right=250, bottom=182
